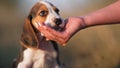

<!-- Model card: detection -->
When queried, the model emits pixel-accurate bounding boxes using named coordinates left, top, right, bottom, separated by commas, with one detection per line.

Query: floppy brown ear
left=20, top=17, right=39, bottom=48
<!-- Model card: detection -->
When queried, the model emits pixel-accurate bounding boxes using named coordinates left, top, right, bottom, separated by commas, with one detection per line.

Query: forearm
left=83, top=0, right=120, bottom=27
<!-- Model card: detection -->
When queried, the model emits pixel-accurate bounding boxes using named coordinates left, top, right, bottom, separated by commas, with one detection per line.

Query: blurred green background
left=0, top=0, right=120, bottom=68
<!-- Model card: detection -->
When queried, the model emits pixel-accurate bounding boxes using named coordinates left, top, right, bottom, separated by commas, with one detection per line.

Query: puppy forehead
left=39, top=1, right=57, bottom=10
left=40, top=1, right=54, bottom=7
left=39, top=3, right=48, bottom=11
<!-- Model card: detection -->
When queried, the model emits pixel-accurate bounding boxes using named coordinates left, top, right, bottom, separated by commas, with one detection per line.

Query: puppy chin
left=45, top=23, right=65, bottom=31
left=58, top=19, right=66, bottom=31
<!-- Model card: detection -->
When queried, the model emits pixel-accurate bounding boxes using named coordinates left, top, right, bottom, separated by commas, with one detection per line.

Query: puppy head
left=32, top=1, right=65, bottom=30
left=20, top=1, right=65, bottom=48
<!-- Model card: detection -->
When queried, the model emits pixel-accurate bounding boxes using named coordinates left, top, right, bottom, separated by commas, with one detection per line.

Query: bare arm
left=84, top=0, right=120, bottom=27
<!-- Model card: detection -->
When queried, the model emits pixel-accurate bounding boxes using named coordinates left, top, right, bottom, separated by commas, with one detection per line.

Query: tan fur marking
left=32, top=4, right=48, bottom=24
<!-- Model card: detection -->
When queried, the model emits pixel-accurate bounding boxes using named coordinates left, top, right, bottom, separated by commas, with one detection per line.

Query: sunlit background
left=1, top=0, right=120, bottom=68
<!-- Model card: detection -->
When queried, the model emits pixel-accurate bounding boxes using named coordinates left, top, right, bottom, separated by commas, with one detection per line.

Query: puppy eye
left=40, top=10, right=48, bottom=17
left=55, top=9, right=59, bottom=14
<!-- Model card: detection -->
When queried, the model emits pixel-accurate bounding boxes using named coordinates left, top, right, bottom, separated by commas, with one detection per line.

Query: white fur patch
left=17, top=48, right=46, bottom=68
left=40, top=1, right=64, bottom=28
left=17, top=48, right=34, bottom=68
left=17, top=48, right=60, bottom=68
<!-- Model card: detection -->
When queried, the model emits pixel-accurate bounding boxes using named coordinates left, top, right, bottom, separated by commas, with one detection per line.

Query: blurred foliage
left=0, top=0, right=120, bottom=68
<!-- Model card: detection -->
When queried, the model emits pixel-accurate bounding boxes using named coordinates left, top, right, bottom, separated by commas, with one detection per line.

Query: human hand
left=38, top=17, right=86, bottom=46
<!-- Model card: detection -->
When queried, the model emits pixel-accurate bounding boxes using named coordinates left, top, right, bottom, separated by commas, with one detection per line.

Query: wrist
left=78, top=17, right=87, bottom=29
left=79, top=15, right=93, bottom=28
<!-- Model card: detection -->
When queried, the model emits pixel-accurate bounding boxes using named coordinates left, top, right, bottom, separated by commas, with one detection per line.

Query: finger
left=46, top=38, right=49, bottom=41
left=62, top=43, right=66, bottom=46
left=40, top=28, right=63, bottom=44
left=39, top=26, right=56, bottom=40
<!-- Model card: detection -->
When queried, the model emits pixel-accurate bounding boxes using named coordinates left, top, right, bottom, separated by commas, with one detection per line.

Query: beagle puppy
left=13, top=1, right=65, bottom=68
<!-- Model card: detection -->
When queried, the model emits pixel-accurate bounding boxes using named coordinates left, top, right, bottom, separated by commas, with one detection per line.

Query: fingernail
left=62, top=43, right=66, bottom=46
left=43, top=26, right=47, bottom=29
left=46, top=38, right=49, bottom=41
left=35, top=22, right=38, bottom=28
left=38, top=22, right=41, bottom=27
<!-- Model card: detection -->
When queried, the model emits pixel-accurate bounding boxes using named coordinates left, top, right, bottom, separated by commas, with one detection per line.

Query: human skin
left=38, top=0, right=120, bottom=46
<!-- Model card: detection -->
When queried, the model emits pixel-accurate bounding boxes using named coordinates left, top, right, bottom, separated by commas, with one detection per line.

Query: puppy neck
left=36, top=33, right=55, bottom=51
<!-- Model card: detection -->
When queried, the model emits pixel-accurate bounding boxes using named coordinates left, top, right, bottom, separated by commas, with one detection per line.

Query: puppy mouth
left=34, top=22, right=64, bottom=31
left=45, top=23, right=65, bottom=31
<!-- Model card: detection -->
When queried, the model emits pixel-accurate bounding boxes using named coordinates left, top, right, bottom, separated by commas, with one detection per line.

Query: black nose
left=54, top=18, right=62, bottom=26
